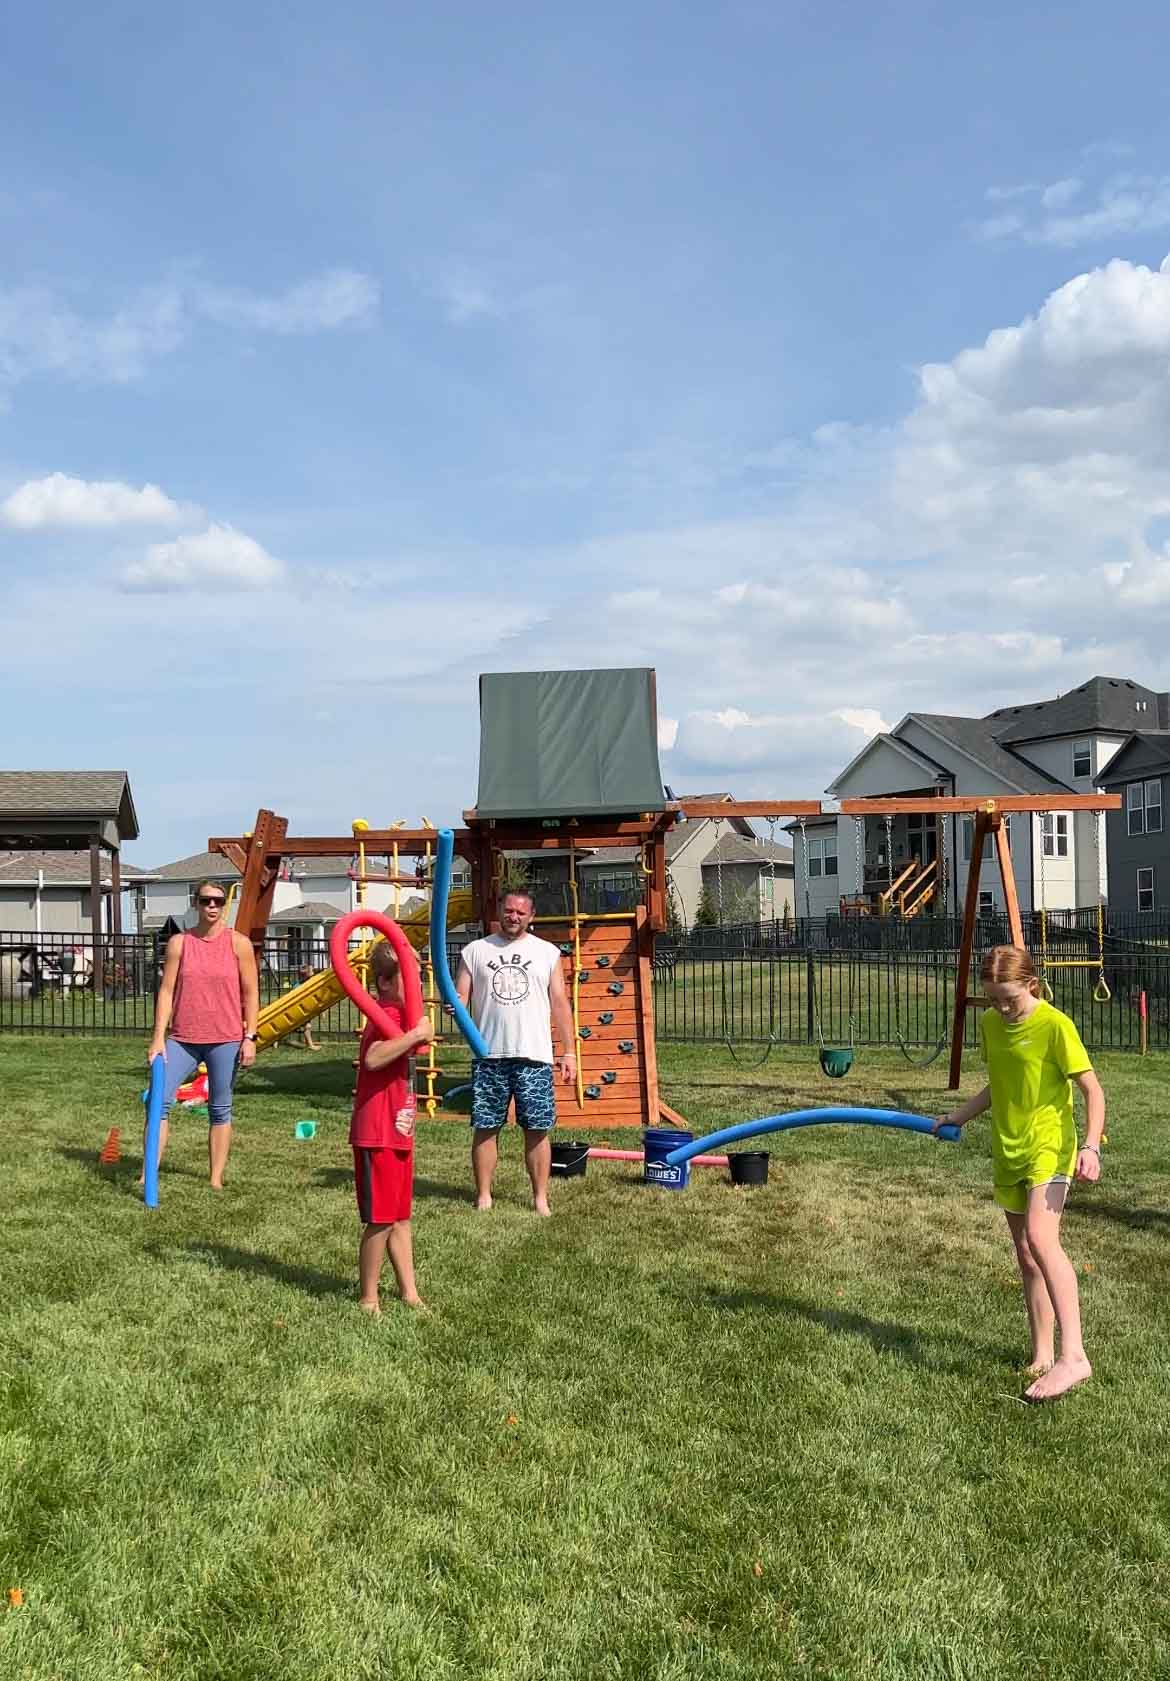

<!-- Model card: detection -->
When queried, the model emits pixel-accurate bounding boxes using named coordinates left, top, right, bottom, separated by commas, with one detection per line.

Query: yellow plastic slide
left=256, top=891, right=474, bottom=1051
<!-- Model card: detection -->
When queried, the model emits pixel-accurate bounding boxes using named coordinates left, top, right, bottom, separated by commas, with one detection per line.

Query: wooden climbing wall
left=539, top=909, right=660, bottom=1129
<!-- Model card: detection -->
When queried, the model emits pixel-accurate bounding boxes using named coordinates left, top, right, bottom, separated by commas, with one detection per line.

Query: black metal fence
left=3, top=919, right=1168, bottom=1054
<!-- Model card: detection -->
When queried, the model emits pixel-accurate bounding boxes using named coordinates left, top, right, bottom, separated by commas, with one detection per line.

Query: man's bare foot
left=475, top=1195, right=493, bottom=1212
left=358, top=1298, right=381, bottom=1317
left=533, top=1197, right=552, bottom=1219
left=1024, top=1354, right=1092, bottom=1403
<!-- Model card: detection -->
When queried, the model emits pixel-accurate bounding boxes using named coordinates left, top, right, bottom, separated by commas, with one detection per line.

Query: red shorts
left=353, top=1146, right=413, bottom=1224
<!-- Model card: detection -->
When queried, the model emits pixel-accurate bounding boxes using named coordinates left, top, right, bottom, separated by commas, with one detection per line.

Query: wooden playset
left=208, top=670, right=1120, bottom=1112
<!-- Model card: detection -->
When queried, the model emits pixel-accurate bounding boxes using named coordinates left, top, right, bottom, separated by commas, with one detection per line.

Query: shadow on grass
left=702, top=1287, right=1012, bottom=1374
left=181, top=1241, right=352, bottom=1301
left=1071, top=1197, right=1170, bottom=1234
left=56, top=1144, right=202, bottom=1186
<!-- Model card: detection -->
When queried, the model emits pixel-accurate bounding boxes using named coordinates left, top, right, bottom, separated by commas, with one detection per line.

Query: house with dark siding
left=1098, top=733, right=1170, bottom=915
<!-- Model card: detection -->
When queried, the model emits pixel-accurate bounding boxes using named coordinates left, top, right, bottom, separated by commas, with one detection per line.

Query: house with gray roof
left=799, top=676, right=1167, bottom=920
left=0, top=772, right=143, bottom=939
left=143, top=845, right=470, bottom=966
left=1097, top=732, right=1170, bottom=915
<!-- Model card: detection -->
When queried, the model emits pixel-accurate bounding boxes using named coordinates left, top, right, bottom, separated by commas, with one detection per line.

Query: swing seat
left=819, top=1047, right=854, bottom=1079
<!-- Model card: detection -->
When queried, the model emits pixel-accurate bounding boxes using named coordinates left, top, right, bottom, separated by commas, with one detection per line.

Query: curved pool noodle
left=431, top=829, right=489, bottom=1059
left=665, top=1107, right=962, bottom=1166
left=143, top=1053, right=166, bottom=1210
left=330, top=910, right=424, bottom=1037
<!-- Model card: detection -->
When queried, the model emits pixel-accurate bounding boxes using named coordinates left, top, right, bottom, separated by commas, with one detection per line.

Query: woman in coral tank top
left=147, top=879, right=260, bottom=1189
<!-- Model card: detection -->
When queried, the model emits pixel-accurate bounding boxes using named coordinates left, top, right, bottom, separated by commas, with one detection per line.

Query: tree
left=693, top=885, right=719, bottom=928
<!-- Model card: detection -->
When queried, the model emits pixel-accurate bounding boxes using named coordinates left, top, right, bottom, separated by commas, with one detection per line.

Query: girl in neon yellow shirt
left=939, top=945, right=1105, bottom=1403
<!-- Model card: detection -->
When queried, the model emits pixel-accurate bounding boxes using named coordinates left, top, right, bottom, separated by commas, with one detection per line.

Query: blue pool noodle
left=431, top=829, right=489, bottom=1060
left=665, top=1107, right=961, bottom=1166
left=143, top=1054, right=166, bottom=1208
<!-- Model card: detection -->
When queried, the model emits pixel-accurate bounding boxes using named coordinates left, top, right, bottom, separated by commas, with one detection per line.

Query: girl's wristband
left=1081, top=1143, right=1101, bottom=1156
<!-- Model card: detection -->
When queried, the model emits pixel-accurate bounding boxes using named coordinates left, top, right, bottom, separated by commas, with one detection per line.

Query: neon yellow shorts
left=993, top=1146, right=1076, bottom=1213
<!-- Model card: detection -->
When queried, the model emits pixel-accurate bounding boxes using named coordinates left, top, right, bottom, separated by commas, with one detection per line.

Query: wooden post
left=993, top=816, right=1025, bottom=947
left=230, top=809, right=289, bottom=962
left=948, top=808, right=991, bottom=1091
left=89, top=837, right=104, bottom=985
left=111, top=848, right=123, bottom=937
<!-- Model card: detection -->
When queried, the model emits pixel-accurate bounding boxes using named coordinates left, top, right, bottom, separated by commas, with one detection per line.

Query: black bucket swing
left=800, top=816, right=856, bottom=1079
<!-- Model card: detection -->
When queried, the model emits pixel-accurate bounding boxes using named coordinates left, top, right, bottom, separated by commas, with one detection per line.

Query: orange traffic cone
left=99, top=1128, right=121, bottom=1165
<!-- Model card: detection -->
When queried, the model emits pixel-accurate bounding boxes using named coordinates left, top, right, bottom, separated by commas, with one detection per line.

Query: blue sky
left=5, top=1, right=1170, bottom=864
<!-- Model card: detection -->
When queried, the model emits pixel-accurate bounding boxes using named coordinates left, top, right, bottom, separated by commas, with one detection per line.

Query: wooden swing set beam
left=840, top=795, right=1120, bottom=815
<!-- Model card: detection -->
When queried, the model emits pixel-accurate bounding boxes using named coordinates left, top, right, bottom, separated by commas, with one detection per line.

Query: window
left=1128, top=780, right=1163, bottom=836
left=1147, top=780, right=1163, bottom=835
left=962, top=816, right=1011, bottom=862
left=1073, top=740, right=1091, bottom=778
left=1041, top=814, right=1068, bottom=858
left=1137, top=867, right=1155, bottom=914
left=807, top=837, right=838, bottom=879
left=978, top=890, right=995, bottom=914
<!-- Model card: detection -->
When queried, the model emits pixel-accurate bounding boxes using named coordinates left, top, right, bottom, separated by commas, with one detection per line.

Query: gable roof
left=1096, top=731, right=1170, bottom=785
left=985, top=675, right=1169, bottom=743
left=0, top=772, right=138, bottom=840
left=909, top=715, right=1070, bottom=795
left=701, top=833, right=793, bottom=868
left=0, top=850, right=153, bottom=886
left=828, top=731, right=951, bottom=796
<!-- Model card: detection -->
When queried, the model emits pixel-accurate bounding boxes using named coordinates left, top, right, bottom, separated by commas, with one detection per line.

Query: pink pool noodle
left=586, top=1147, right=729, bottom=1168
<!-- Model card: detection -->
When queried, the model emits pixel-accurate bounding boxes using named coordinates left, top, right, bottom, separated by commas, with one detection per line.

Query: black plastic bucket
left=550, top=1140, right=590, bottom=1178
left=727, top=1150, right=769, bottom=1187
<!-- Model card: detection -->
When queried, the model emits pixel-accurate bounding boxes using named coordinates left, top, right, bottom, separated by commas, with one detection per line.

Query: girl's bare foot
left=1024, top=1354, right=1092, bottom=1403
left=400, top=1294, right=429, bottom=1313
left=358, top=1298, right=381, bottom=1317
left=475, top=1195, right=493, bottom=1212
left=1021, top=1358, right=1054, bottom=1379
left=533, top=1197, right=552, bottom=1218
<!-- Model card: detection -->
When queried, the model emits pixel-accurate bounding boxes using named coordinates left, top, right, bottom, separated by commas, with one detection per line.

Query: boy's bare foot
left=475, top=1195, right=493, bottom=1212
left=358, top=1298, right=381, bottom=1317
left=533, top=1197, right=552, bottom=1218
left=1024, top=1354, right=1092, bottom=1403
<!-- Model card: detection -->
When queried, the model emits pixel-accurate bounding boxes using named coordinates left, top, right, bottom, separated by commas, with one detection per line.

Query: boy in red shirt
left=351, top=942, right=434, bottom=1313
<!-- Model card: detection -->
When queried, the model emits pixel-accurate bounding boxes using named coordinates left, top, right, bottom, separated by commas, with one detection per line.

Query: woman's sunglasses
left=197, top=895, right=226, bottom=907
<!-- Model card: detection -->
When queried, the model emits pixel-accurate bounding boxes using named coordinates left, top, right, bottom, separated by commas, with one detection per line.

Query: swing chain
left=1093, top=808, right=1111, bottom=1002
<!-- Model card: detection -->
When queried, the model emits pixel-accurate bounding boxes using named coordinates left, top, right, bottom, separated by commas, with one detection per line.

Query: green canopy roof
left=476, top=668, right=667, bottom=819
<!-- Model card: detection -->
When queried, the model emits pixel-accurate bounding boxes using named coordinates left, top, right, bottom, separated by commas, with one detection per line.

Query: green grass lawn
left=3, top=1037, right=1170, bottom=1680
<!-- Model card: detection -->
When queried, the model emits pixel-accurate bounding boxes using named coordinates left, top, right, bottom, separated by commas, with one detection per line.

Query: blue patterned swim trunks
left=471, top=1058, right=557, bottom=1132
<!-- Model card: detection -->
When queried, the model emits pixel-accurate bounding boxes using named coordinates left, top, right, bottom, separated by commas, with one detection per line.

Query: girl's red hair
left=980, top=944, right=1039, bottom=988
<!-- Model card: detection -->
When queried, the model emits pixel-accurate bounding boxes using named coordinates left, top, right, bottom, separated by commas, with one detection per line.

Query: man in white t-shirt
left=455, top=887, right=576, bottom=1216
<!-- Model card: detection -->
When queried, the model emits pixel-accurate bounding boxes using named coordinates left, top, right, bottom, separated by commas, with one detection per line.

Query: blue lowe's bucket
left=642, top=1127, right=693, bottom=1191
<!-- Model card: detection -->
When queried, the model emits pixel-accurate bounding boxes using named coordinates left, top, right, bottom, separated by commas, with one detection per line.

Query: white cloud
left=975, top=169, right=1170, bottom=247
left=121, top=522, right=283, bottom=592
left=657, top=715, right=679, bottom=750
left=1, top=472, right=189, bottom=529
left=194, top=268, right=379, bottom=334
left=0, top=284, right=184, bottom=392
left=0, top=267, right=379, bottom=401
